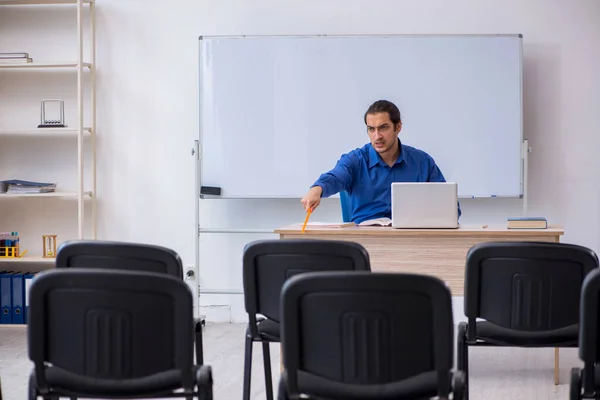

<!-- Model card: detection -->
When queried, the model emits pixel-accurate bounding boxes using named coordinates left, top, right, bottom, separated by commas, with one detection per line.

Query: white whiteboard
left=199, top=34, right=523, bottom=198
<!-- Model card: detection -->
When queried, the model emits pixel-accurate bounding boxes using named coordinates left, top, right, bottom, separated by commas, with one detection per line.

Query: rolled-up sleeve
left=311, top=152, right=358, bottom=198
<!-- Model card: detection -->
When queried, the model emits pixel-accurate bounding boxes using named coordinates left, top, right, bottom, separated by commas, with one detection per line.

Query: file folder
left=11, top=272, right=24, bottom=324
left=0, top=271, right=12, bottom=324
left=23, top=271, right=36, bottom=324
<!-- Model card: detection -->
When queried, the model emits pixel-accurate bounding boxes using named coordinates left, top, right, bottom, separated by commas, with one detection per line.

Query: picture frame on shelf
left=38, top=99, right=66, bottom=128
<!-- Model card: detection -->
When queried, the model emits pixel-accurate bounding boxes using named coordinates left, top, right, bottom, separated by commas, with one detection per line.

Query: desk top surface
left=274, top=224, right=564, bottom=237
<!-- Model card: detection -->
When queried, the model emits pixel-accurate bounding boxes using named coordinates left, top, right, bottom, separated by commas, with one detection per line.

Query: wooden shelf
left=0, top=0, right=92, bottom=5
left=0, top=128, right=91, bottom=136
left=0, top=62, right=92, bottom=69
left=0, top=191, right=92, bottom=198
left=0, top=256, right=53, bottom=264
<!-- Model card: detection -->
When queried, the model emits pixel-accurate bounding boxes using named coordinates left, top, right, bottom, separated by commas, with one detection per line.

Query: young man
left=300, top=99, right=461, bottom=224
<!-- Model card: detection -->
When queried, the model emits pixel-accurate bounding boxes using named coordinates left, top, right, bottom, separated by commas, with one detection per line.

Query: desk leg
left=554, top=348, right=559, bottom=385
left=280, top=344, right=284, bottom=373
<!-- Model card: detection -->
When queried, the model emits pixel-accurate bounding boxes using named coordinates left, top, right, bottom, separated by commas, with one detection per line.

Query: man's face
left=366, top=112, right=401, bottom=154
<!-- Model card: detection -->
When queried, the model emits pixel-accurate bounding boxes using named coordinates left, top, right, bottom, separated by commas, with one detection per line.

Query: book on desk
left=304, top=222, right=356, bottom=228
left=507, top=217, right=547, bottom=229
left=358, top=217, right=392, bottom=226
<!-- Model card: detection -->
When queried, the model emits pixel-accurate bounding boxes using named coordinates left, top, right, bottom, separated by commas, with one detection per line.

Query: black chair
left=27, top=268, right=213, bottom=400
left=457, top=241, right=599, bottom=398
left=242, top=239, right=371, bottom=400
left=570, top=268, right=600, bottom=399
left=56, top=240, right=184, bottom=278
left=55, top=240, right=203, bottom=365
left=278, top=271, right=465, bottom=400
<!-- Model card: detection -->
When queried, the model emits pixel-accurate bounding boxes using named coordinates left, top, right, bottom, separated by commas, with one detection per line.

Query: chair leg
left=280, top=343, right=284, bottom=373
left=555, top=348, right=559, bottom=385
left=277, top=373, right=290, bottom=400
left=242, top=333, right=253, bottom=400
left=28, top=381, right=37, bottom=400
left=457, top=322, right=469, bottom=400
left=262, top=341, right=274, bottom=400
left=570, top=367, right=582, bottom=400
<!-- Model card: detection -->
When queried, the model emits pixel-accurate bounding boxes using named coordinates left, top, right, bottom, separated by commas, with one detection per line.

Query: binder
left=23, top=271, right=36, bottom=324
left=11, top=272, right=24, bottom=324
left=0, top=271, right=12, bottom=324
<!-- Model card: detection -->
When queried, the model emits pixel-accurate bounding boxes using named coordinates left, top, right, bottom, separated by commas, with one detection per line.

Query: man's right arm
left=311, top=152, right=358, bottom=198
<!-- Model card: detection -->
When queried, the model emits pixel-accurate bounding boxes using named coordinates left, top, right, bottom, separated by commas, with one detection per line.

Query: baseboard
left=199, top=293, right=467, bottom=324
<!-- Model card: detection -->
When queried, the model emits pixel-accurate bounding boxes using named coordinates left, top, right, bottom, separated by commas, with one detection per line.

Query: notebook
left=304, top=222, right=356, bottom=228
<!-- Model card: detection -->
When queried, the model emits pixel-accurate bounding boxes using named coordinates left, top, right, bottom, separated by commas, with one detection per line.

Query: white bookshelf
left=0, top=0, right=91, bottom=5
left=0, top=0, right=97, bottom=264
left=0, top=128, right=92, bottom=136
left=0, top=191, right=92, bottom=198
left=0, top=62, right=92, bottom=69
left=0, top=256, right=54, bottom=264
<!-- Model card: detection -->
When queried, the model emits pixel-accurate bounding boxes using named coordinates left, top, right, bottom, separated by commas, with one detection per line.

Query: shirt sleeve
left=427, top=158, right=462, bottom=219
left=311, top=152, right=358, bottom=198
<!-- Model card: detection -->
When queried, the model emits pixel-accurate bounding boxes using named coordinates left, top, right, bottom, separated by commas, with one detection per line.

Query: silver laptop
left=391, top=182, right=459, bottom=228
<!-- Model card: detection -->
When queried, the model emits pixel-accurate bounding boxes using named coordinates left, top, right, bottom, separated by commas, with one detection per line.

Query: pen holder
left=0, top=246, right=27, bottom=258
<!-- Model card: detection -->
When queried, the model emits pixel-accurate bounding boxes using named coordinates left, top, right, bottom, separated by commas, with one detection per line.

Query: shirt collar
left=367, top=139, right=404, bottom=168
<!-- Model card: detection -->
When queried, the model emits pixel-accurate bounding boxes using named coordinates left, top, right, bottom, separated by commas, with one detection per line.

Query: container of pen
left=0, top=232, right=26, bottom=258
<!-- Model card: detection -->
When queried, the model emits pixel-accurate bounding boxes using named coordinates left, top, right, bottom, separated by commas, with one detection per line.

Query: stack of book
left=0, top=52, right=33, bottom=64
left=1, top=179, right=56, bottom=194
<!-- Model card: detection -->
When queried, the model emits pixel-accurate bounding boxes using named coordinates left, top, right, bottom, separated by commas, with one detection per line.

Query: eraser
left=200, top=186, right=221, bottom=196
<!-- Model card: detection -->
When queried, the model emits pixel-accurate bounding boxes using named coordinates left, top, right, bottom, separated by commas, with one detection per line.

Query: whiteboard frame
left=197, top=33, right=525, bottom=200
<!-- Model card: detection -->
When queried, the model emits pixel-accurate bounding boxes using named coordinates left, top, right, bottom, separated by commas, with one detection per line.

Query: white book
left=358, top=217, right=392, bottom=227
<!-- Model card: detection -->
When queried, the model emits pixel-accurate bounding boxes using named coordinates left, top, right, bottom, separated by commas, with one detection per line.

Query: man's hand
left=301, top=186, right=323, bottom=212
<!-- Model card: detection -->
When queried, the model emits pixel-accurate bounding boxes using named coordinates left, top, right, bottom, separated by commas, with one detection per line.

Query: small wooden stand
left=42, top=235, right=57, bottom=258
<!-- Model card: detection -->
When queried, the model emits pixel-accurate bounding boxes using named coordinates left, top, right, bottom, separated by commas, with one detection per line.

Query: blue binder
left=23, top=271, right=36, bottom=324
left=12, top=272, right=24, bottom=324
left=0, top=271, right=13, bottom=324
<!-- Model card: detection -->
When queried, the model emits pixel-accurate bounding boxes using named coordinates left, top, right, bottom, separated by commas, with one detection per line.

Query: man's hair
left=364, top=100, right=402, bottom=126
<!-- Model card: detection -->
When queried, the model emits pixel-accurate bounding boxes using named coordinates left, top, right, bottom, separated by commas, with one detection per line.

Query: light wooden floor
left=0, top=323, right=582, bottom=400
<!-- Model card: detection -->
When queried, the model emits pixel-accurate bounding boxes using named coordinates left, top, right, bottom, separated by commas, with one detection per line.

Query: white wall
left=3, top=0, right=599, bottom=322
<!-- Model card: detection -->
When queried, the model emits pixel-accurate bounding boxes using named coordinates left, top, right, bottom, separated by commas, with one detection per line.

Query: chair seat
left=475, top=321, right=579, bottom=346
left=257, top=318, right=280, bottom=341
left=294, top=369, right=445, bottom=400
left=30, top=365, right=205, bottom=397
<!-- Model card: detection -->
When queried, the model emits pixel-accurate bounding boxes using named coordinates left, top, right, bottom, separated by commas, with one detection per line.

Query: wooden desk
left=274, top=224, right=564, bottom=296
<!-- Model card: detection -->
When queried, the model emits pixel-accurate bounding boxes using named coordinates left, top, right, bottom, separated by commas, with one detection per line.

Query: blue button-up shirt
left=312, top=140, right=461, bottom=224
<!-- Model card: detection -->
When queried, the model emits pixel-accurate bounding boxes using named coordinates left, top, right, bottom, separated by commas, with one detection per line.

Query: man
left=300, top=99, right=461, bottom=223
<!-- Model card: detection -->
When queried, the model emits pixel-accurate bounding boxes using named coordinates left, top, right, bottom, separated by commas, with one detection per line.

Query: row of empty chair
left=241, top=239, right=600, bottom=400
left=22, top=238, right=600, bottom=399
